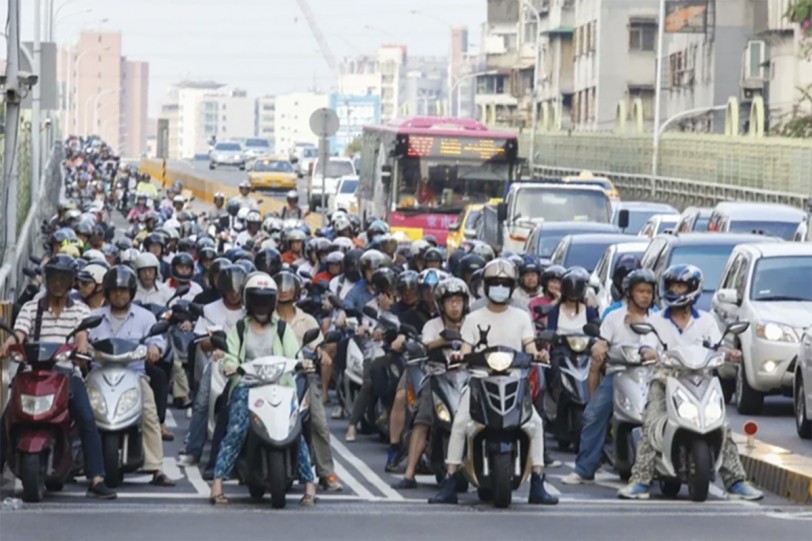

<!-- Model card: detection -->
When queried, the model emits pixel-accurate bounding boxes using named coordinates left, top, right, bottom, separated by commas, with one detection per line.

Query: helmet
left=422, top=235, right=438, bottom=248
left=177, top=238, right=196, bottom=255
left=376, top=234, right=398, bottom=256
left=409, top=239, right=431, bottom=257
left=273, top=269, right=302, bottom=299
left=560, top=267, right=590, bottom=302
left=77, top=260, right=109, bottom=285
left=457, top=254, right=485, bottom=280
left=83, top=249, right=106, bottom=262
left=216, top=265, right=248, bottom=297
left=235, top=259, right=257, bottom=275
left=371, top=267, right=398, bottom=295
left=611, top=254, right=642, bottom=301
left=263, top=217, right=284, bottom=236
left=359, top=249, right=391, bottom=275
left=447, top=249, right=466, bottom=277
left=540, top=264, right=566, bottom=291
left=226, top=198, right=241, bottom=217
left=332, top=237, right=354, bottom=253
left=103, top=265, right=138, bottom=300
left=344, top=249, right=363, bottom=282
left=332, top=214, right=351, bottom=234
left=395, top=270, right=419, bottom=298
left=170, top=252, right=195, bottom=281
left=285, top=228, right=307, bottom=243
left=239, top=179, right=251, bottom=190
left=173, top=195, right=186, bottom=205
left=243, top=272, right=278, bottom=323
left=625, top=269, right=657, bottom=299
left=198, top=245, right=217, bottom=263
left=75, top=221, right=94, bottom=237
left=470, top=242, right=495, bottom=262
left=366, top=220, right=389, bottom=240
left=660, top=264, right=703, bottom=308
left=246, top=210, right=262, bottom=225
left=101, top=244, right=119, bottom=261
left=424, top=247, right=444, bottom=267
left=482, top=259, right=516, bottom=304
left=518, top=255, right=543, bottom=278
left=324, top=250, right=344, bottom=269
left=434, top=277, right=469, bottom=320
left=214, top=192, right=225, bottom=205
left=470, top=269, right=485, bottom=299
left=286, top=190, right=299, bottom=202
left=418, top=268, right=449, bottom=290
left=208, top=257, right=231, bottom=287
left=254, top=247, right=282, bottom=276
left=143, top=232, right=166, bottom=252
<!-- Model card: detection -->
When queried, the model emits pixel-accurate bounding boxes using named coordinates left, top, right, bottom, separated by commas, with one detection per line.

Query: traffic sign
left=309, top=108, right=340, bottom=138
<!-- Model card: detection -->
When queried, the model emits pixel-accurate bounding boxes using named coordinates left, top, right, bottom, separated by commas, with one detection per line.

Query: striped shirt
left=15, top=297, right=91, bottom=369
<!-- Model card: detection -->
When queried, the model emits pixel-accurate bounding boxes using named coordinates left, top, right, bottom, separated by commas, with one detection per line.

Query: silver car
left=209, top=141, right=245, bottom=170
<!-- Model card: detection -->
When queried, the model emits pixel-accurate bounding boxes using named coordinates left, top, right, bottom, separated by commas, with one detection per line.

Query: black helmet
left=343, top=249, right=363, bottom=282
left=102, top=265, right=138, bottom=300
left=457, top=254, right=485, bottom=280
left=395, top=270, right=420, bottom=298
left=540, top=264, right=566, bottom=291
left=273, top=269, right=302, bottom=299
left=255, top=247, right=283, bottom=276
left=208, top=257, right=231, bottom=288
left=660, top=264, right=703, bottom=308
left=226, top=198, right=241, bottom=217
left=216, top=264, right=248, bottom=297
left=625, top=269, right=657, bottom=298
left=44, top=254, right=77, bottom=295
left=143, top=232, right=165, bottom=252
left=611, top=254, right=642, bottom=301
left=424, top=247, right=444, bottom=267
left=359, top=249, right=391, bottom=275
left=177, top=238, right=196, bottom=255
left=235, top=259, right=257, bottom=275
left=561, top=267, right=590, bottom=302
left=170, top=252, right=196, bottom=282
left=447, top=249, right=466, bottom=277
left=518, top=255, right=543, bottom=278
left=225, top=247, right=250, bottom=263
left=371, top=267, right=397, bottom=295
left=422, top=234, right=438, bottom=248
left=198, top=245, right=217, bottom=263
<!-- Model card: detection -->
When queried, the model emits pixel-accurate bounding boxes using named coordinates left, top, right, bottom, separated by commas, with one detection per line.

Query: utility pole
left=32, top=0, right=42, bottom=205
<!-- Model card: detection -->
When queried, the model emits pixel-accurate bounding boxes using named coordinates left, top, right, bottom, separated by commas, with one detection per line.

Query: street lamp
left=517, top=0, right=541, bottom=172
left=450, top=70, right=498, bottom=118
left=651, top=104, right=727, bottom=181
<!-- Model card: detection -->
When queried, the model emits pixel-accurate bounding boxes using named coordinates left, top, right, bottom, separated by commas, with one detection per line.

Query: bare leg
left=389, top=389, right=406, bottom=446
left=403, top=424, right=429, bottom=480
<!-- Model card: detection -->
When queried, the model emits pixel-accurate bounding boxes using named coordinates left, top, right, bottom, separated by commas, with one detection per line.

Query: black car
left=640, top=232, right=781, bottom=311
left=549, top=233, right=636, bottom=273
left=524, top=222, right=620, bottom=263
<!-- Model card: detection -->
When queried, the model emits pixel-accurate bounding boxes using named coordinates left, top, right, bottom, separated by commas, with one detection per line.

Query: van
left=707, top=202, right=805, bottom=241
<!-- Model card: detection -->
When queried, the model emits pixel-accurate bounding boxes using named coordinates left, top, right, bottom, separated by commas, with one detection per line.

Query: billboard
left=665, top=0, right=709, bottom=33
left=329, top=94, right=381, bottom=156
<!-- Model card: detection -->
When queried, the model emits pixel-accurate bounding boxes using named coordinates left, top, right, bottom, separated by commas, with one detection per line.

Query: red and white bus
left=357, top=117, right=520, bottom=245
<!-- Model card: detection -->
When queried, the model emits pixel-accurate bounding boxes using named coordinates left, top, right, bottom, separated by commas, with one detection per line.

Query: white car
left=209, top=141, right=245, bottom=170
left=639, top=214, right=680, bottom=239
left=712, top=242, right=812, bottom=413
left=590, top=241, right=650, bottom=315
left=796, top=329, right=812, bottom=439
left=242, top=138, right=272, bottom=160
left=309, top=157, right=356, bottom=210
left=328, top=175, right=359, bottom=214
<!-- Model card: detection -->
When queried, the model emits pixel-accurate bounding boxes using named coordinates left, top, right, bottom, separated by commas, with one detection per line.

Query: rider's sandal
left=209, top=493, right=229, bottom=505
left=299, top=493, right=317, bottom=507
left=150, top=473, right=176, bottom=487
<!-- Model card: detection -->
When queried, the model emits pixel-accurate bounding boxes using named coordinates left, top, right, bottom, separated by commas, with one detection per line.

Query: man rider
left=513, top=256, right=544, bottom=307
left=281, top=190, right=306, bottom=220
left=617, top=264, right=763, bottom=501
left=134, top=253, right=173, bottom=306
left=429, top=259, right=558, bottom=505
left=235, top=180, right=259, bottom=210
left=76, top=260, right=110, bottom=309
left=281, top=229, right=307, bottom=266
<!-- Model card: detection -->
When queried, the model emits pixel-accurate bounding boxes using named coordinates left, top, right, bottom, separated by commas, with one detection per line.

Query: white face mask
left=487, top=284, right=512, bottom=304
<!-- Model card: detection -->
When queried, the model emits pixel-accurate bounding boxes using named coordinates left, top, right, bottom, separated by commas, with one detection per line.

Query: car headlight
left=566, top=336, right=590, bottom=353
left=256, top=362, right=286, bottom=383
left=434, top=400, right=451, bottom=423
left=756, top=321, right=798, bottom=343
left=20, top=393, right=55, bottom=416
left=88, top=386, right=107, bottom=416
left=131, top=345, right=148, bottom=360
left=115, top=388, right=139, bottom=417
left=672, top=388, right=699, bottom=425
left=486, top=351, right=513, bottom=372
left=704, top=389, right=724, bottom=425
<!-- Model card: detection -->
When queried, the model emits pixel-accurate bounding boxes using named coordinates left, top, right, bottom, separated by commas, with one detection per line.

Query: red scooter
left=1, top=315, right=102, bottom=502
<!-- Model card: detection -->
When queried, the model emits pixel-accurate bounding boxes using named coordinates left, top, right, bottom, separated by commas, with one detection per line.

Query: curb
left=733, top=432, right=812, bottom=504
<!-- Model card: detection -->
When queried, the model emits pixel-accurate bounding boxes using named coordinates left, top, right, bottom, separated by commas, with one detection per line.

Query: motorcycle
left=627, top=320, right=749, bottom=502
left=1, top=315, right=102, bottom=502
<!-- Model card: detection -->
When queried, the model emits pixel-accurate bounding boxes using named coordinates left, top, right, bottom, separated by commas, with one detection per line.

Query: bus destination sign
left=406, top=136, right=508, bottom=160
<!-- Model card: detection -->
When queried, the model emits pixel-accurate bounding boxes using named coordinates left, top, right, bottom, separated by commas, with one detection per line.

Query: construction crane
left=294, top=0, right=339, bottom=77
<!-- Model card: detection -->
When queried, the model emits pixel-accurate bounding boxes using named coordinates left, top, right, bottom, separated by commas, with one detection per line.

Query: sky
left=4, top=0, right=486, bottom=116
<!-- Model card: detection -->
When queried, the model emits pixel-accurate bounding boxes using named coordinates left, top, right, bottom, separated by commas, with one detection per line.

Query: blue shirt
left=343, top=280, right=375, bottom=313
left=89, top=304, right=166, bottom=375
left=602, top=300, right=660, bottom=319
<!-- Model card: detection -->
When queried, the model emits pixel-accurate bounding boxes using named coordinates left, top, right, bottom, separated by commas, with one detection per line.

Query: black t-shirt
left=391, top=301, right=431, bottom=334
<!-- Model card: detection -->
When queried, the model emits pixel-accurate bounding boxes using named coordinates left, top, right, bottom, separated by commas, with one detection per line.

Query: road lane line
left=333, top=460, right=379, bottom=502
left=329, top=437, right=404, bottom=501
left=185, top=466, right=210, bottom=496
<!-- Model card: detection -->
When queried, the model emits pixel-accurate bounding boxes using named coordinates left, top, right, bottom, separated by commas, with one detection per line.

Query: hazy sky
left=5, top=0, right=486, bottom=116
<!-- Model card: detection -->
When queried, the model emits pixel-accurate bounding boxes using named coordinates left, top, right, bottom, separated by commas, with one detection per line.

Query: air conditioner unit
left=740, top=86, right=763, bottom=102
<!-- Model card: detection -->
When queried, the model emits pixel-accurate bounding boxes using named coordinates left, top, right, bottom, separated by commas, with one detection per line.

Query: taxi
left=247, top=157, right=299, bottom=190
left=562, top=171, right=621, bottom=206
left=446, top=201, right=495, bottom=252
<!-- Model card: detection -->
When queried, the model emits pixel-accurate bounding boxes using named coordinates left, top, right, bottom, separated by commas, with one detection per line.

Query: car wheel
left=795, top=373, right=812, bottom=439
left=735, top=361, right=764, bottom=415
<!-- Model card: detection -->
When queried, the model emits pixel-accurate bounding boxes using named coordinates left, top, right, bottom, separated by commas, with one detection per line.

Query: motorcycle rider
left=207, top=192, right=227, bottom=223
left=528, top=264, right=565, bottom=323
left=235, top=210, right=263, bottom=249
left=142, top=232, right=172, bottom=281
left=89, top=266, right=175, bottom=487
left=429, top=259, right=558, bottom=505
left=166, top=252, right=203, bottom=302
left=329, top=248, right=363, bottom=300
left=133, top=252, right=172, bottom=306
left=602, top=254, right=642, bottom=318
left=341, top=250, right=390, bottom=312
left=561, top=269, right=659, bottom=485
left=281, top=190, right=306, bottom=220
left=208, top=272, right=317, bottom=506
left=76, top=260, right=110, bottom=309
left=235, top=180, right=259, bottom=210
left=513, top=256, right=544, bottom=307
left=1, top=255, right=117, bottom=499
left=394, top=277, right=468, bottom=489
left=617, top=264, right=763, bottom=501
left=281, top=228, right=307, bottom=266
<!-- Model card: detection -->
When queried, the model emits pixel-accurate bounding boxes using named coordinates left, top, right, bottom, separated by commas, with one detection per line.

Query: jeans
left=573, top=373, right=614, bottom=479
left=184, top=361, right=213, bottom=460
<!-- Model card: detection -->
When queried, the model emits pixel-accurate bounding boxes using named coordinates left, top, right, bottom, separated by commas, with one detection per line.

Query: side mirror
left=538, top=330, right=557, bottom=343
left=69, top=315, right=104, bottom=339
left=363, top=306, right=379, bottom=320
left=328, top=294, right=343, bottom=310
left=147, top=320, right=171, bottom=337
left=725, top=321, right=750, bottom=336
left=583, top=322, right=602, bottom=338
left=188, top=303, right=205, bottom=319
left=440, top=329, right=462, bottom=342
left=302, top=328, right=321, bottom=347
left=400, top=323, right=418, bottom=337
left=210, top=331, right=229, bottom=353
left=30, top=256, right=43, bottom=266
left=497, top=202, right=507, bottom=222
left=630, top=322, right=654, bottom=335
left=323, top=330, right=342, bottom=344
left=448, top=221, right=461, bottom=232
left=617, top=209, right=630, bottom=230
left=715, top=288, right=740, bottom=306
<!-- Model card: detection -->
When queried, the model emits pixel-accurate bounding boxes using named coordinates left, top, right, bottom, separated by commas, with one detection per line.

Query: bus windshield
left=395, top=157, right=509, bottom=212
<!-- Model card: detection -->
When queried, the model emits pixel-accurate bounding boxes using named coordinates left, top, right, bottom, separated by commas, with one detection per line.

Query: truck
left=479, top=182, right=614, bottom=254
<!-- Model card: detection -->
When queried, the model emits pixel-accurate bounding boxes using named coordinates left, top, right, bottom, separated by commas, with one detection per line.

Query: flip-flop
left=150, top=473, right=176, bottom=487
left=209, top=493, right=229, bottom=505
left=299, top=493, right=317, bottom=507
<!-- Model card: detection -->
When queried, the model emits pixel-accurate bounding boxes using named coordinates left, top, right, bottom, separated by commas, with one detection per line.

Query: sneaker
left=319, top=474, right=343, bottom=492
left=177, top=454, right=199, bottom=468
left=331, top=406, right=345, bottom=420
left=561, top=472, right=594, bottom=485
left=618, top=482, right=650, bottom=500
left=185, top=407, right=192, bottom=419
left=385, top=445, right=402, bottom=473
left=545, top=458, right=563, bottom=468
left=392, top=477, right=418, bottom=489
left=528, top=473, right=559, bottom=505
left=727, top=481, right=763, bottom=501
left=86, top=481, right=117, bottom=500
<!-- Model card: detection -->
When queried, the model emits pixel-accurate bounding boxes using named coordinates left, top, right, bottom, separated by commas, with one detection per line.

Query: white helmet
left=243, top=271, right=278, bottom=323
left=164, top=218, right=181, bottom=231
left=162, top=226, right=180, bottom=240
left=77, top=261, right=109, bottom=285
left=332, top=214, right=351, bottom=233
left=83, top=249, right=106, bottom=262
left=237, top=207, right=251, bottom=221
left=173, top=195, right=186, bottom=204
left=332, top=237, right=354, bottom=253
left=120, top=248, right=140, bottom=265
left=134, top=252, right=160, bottom=271
left=246, top=210, right=262, bottom=224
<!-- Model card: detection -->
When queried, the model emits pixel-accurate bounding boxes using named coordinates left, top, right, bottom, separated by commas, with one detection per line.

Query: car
left=712, top=242, right=812, bottom=413
left=549, top=233, right=635, bottom=273
left=639, top=214, right=680, bottom=239
left=640, top=232, right=781, bottom=313
left=247, top=157, right=299, bottom=190
left=591, top=241, right=650, bottom=315
left=242, top=138, right=272, bottom=161
left=561, top=171, right=621, bottom=206
left=612, top=201, right=679, bottom=234
left=447, top=203, right=486, bottom=253
left=707, top=202, right=806, bottom=240
left=676, top=206, right=713, bottom=233
left=209, top=141, right=245, bottom=170
left=328, top=175, right=359, bottom=214
left=796, top=328, right=812, bottom=439
left=524, top=221, right=621, bottom=263
left=292, top=144, right=319, bottom=176
left=309, top=157, right=356, bottom=210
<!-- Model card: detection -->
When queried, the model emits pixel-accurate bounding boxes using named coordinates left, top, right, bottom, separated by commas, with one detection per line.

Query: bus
left=357, top=117, right=520, bottom=245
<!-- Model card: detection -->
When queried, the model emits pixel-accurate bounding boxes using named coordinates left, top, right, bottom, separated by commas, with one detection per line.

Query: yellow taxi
left=562, top=171, right=621, bottom=204
left=247, top=158, right=299, bottom=190
left=446, top=201, right=498, bottom=252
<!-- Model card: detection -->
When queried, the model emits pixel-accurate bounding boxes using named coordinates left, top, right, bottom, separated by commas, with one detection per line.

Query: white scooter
left=628, top=320, right=749, bottom=502
left=86, top=320, right=169, bottom=487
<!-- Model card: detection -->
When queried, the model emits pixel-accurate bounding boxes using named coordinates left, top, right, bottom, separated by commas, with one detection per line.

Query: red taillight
left=743, top=420, right=758, bottom=436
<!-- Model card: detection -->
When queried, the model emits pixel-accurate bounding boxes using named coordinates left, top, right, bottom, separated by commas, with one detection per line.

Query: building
left=274, top=91, right=329, bottom=155
left=338, top=56, right=381, bottom=96
left=255, top=96, right=276, bottom=149
left=477, top=0, right=522, bottom=126
left=329, top=93, right=381, bottom=155
left=536, top=0, right=575, bottom=130
left=450, top=26, right=470, bottom=115
left=121, top=60, right=149, bottom=157
left=404, top=56, right=447, bottom=116
left=378, top=45, right=408, bottom=121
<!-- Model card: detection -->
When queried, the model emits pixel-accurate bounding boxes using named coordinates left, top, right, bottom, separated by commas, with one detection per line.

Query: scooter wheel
left=687, top=439, right=712, bottom=502
left=20, top=452, right=45, bottom=503
left=248, top=484, right=265, bottom=500
left=659, top=480, right=681, bottom=498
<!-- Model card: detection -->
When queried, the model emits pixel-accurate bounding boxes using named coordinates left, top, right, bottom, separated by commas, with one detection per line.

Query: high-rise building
left=378, top=45, right=408, bottom=120
left=121, top=60, right=149, bottom=157
left=274, top=92, right=329, bottom=154
left=255, top=96, right=276, bottom=148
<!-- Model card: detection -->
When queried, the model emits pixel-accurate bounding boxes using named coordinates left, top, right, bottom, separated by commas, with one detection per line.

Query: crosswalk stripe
left=330, top=438, right=404, bottom=501
left=164, top=409, right=177, bottom=429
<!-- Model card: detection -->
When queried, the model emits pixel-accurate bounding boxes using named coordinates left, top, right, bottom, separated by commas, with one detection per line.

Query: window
left=591, top=21, right=597, bottom=52
left=628, top=87, right=655, bottom=120
left=745, top=40, right=766, bottom=79
left=629, top=21, right=656, bottom=51
left=575, top=26, right=581, bottom=56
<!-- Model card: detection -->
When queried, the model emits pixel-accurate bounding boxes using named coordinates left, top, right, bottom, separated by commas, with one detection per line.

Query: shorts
left=414, top=386, right=434, bottom=427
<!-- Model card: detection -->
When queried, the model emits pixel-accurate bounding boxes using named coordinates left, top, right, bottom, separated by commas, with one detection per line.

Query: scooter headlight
left=87, top=386, right=107, bottom=416
left=55, top=351, right=72, bottom=365
left=672, top=388, right=700, bottom=426
left=566, top=336, right=590, bottom=353
left=486, top=351, right=513, bottom=372
left=704, top=389, right=724, bottom=425
left=20, top=393, right=55, bottom=416
left=115, top=389, right=139, bottom=417
left=130, top=345, right=148, bottom=360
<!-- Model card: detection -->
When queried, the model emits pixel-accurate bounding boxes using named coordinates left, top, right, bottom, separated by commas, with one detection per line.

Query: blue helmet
left=660, top=264, right=703, bottom=308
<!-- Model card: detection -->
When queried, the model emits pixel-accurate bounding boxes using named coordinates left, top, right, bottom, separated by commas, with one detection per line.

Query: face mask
left=487, top=284, right=511, bottom=304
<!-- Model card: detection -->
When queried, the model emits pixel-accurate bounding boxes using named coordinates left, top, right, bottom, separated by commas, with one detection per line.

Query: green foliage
left=773, top=2, right=812, bottom=137
left=344, top=137, right=362, bottom=157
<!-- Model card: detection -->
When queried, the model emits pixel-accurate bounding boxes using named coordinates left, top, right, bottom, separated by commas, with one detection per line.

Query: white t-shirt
left=600, top=305, right=659, bottom=348
left=421, top=316, right=446, bottom=343
left=648, top=308, right=722, bottom=352
left=193, top=299, right=246, bottom=336
left=461, top=305, right=534, bottom=352
left=556, top=306, right=588, bottom=335
left=329, top=275, right=355, bottom=300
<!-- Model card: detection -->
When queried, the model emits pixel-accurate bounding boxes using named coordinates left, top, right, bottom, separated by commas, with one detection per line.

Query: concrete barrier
left=733, top=432, right=812, bottom=504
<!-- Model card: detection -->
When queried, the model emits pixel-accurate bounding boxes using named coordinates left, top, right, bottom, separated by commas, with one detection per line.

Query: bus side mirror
left=381, top=165, right=392, bottom=186
left=618, top=209, right=630, bottom=230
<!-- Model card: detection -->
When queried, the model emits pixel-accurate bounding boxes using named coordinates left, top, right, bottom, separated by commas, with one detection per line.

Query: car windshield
left=253, top=160, right=293, bottom=173
left=215, top=143, right=240, bottom=151
left=245, top=138, right=269, bottom=149
left=302, top=147, right=319, bottom=158
left=694, top=216, right=710, bottom=231
left=621, top=210, right=662, bottom=233
left=537, top=234, right=567, bottom=257
left=315, top=160, right=355, bottom=178
left=339, top=179, right=359, bottom=194
left=668, top=245, right=737, bottom=290
left=464, top=209, right=482, bottom=230
left=515, top=189, right=611, bottom=224
left=563, top=242, right=617, bottom=272
left=750, top=256, right=812, bottom=301
left=727, top=220, right=801, bottom=240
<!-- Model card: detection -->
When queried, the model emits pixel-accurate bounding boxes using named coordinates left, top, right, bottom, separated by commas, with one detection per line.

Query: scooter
left=1, top=315, right=102, bottom=502
left=85, top=320, right=170, bottom=487
left=211, top=328, right=322, bottom=508
left=627, top=320, right=749, bottom=502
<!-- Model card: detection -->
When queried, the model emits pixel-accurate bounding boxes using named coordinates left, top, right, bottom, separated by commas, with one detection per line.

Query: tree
left=772, top=2, right=812, bottom=137
left=344, top=137, right=362, bottom=157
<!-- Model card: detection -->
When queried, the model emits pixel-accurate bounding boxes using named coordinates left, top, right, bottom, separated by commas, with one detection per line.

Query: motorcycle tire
left=20, top=452, right=45, bottom=503
left=248, top=484, right=265, bottom=500
left=492, top=453, right=513, bottom=509
left=569, top=404, right=584, bottom=454
left=268, top=450, right=288, bottom=509
left=687, top=439, right=712, bottom=502
left=659, top=479, right=681, bottom=498
left=102, top=433, right=122, bottom=487
left=477, top=487, right=493, bottom=502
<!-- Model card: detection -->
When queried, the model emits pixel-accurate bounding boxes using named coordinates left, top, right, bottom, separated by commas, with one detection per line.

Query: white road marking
left=329, top=438, right=404, bottom=501
left=164, top=409, right=177, bottom=429
left=162, top=457, right=185, bottom=482
left=185, top=466, right=211, bottom=497
left=332, top=459, right=379, bottom=502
